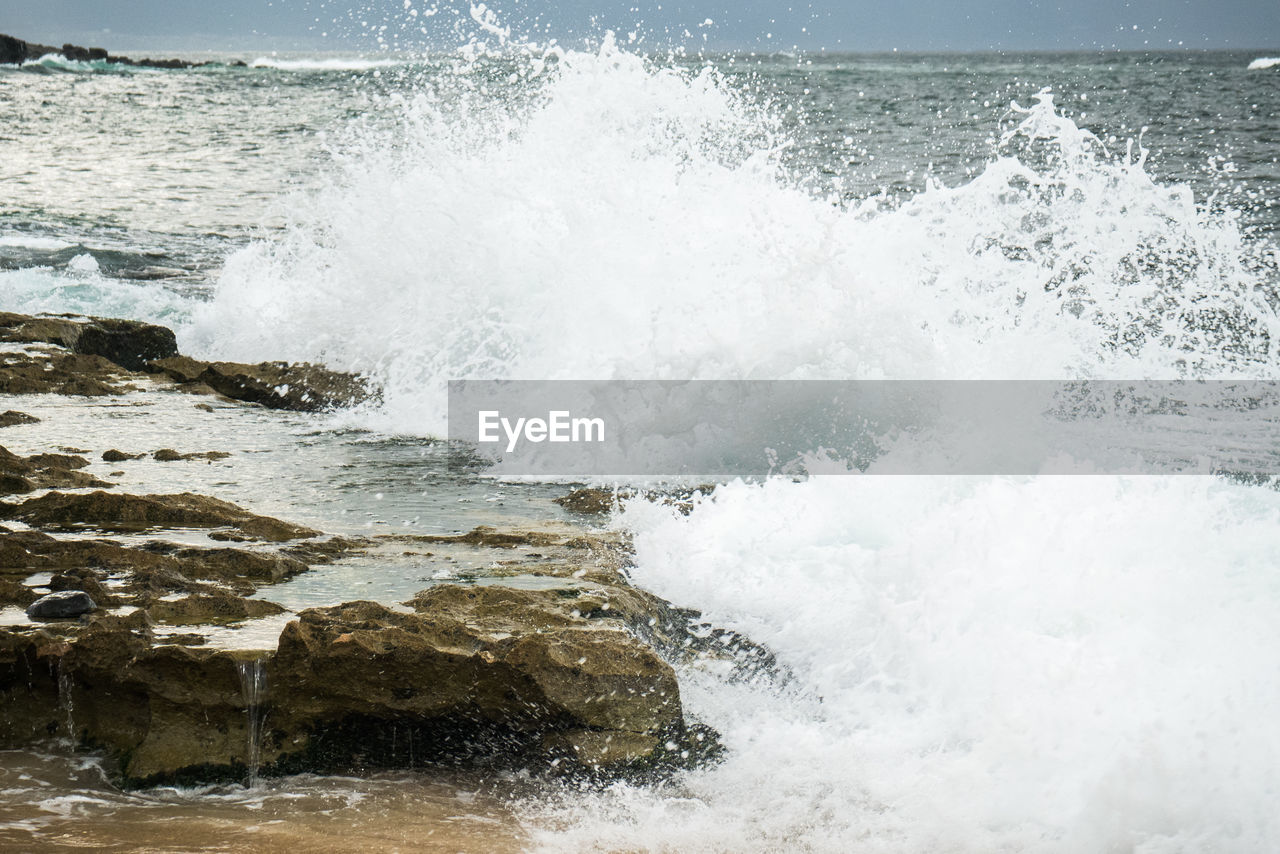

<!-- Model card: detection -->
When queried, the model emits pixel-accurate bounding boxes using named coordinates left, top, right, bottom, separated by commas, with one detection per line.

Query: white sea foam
left=186, top=41, right=1278, bottom=437
left=19, top=54, right=122, bottom=73
left=249, top=57, right=407, bottom=71
left=0, top=235, right=75, bottom=250
left=519, top=475, right=1280, bottom=852
left=0, top=265, right=191, bottom=324
left=1246, top=57, right=1280, bottom=70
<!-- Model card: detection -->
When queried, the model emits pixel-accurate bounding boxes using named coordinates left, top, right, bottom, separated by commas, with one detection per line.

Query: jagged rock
left=0, top=313, right=372, bottom=412
left=147, top=594, right=286, bottom=625
left=555, top=485, right=717, bottom=516
left=0, top=411, right=39, bottom=428
left=163, top=545, right=311, bottom=586
left=152, top=449, right=231, bottom=462
left=48, top=570, right=118, bottom=606
left=275, top=590, right=681, bottom=736
left=411, top=522, right=619, bottom=549
left=0, top=445, right=112, bottom=495
left=262, top=586, right=688, bottom=777
left=0, top=491, right=320, bottom=541
left=0, top=34, right=59, bottom=64
left=0, top=627, right=73, bottom=745
left=103, top=449, right=144, bottom=462
left=26, top=590, right=96, bottom=619
left=0, top=579, right=37, bottom=607
left=65, top=317, right=178, bottom=371
left=0, top=348, right=134, bottom=395
left=0, top=529, right=310, bottom=603
left=0, top=474, right=33, bottom=494
left=0, top=33, right=209, bottom=69
left=148, top=356, right=371, bottom=412
left=0, top=581, right=702, bottom=785
left=555, top=487, right=620, bottom=515
left=25, top=452, right=88, bottom=470
left=0, top=312, right=177, bottom=372
left=0, top=34, right=27, bottom=64
left=0, top=506, right=733, bottom=787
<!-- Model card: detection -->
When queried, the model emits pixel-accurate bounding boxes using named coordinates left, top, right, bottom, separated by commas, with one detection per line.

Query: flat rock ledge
left=0, top=543, right=718, bottom=787
left=0, top=312, right=371, bottom=411
left=0, top=312, right=726, bottom=786
left=0, top=489, right=721, bottom=785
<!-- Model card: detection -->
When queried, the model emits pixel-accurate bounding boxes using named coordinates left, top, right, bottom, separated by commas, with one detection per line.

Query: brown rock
left=24, top=453, right=88, bottom=470
left=0, top=312, right=177, bottom=372
left=149, top=356, right=371, bottom=412
left=554, top=487, right=621, bottom=515
left=147, top=594, right=286, bottom=625
left=152, top=449, right=232, bottom=462
left=0, top=445, right=112, bottom=495
left=0, top=348, right=134, bottom=396
left=270, top=588, right=685, bottom=770
left=0, top=491, right=319, bottom=541
left=0, top=530, right=308, bottom=601
left=0, top=411, right=39, bottom=428
left=49, top=570, right=117, bottom=606
left=65, top=317, right=178, bottom=371
left=412, top=523, right=604, bottom=549
left=0, top=579, right=37, bottom=608
left=0, top=581, right=703, bottom=785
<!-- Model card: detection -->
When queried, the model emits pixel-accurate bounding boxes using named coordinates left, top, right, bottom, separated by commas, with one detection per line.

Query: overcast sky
left=6, top=0, right=1279, bottom=53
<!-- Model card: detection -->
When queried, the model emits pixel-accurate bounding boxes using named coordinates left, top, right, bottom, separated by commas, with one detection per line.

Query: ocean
left=2, top=35, right=1280, bottom=852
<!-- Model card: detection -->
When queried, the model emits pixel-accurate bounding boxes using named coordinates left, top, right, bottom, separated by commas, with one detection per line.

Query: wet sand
left=0, top=750, right=530, bottom=853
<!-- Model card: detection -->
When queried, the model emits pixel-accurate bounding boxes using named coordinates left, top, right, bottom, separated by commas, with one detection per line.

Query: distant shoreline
left=0, top=32, right=244, bottom=69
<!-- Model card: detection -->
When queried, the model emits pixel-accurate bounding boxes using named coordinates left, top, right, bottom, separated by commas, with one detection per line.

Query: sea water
left=2, top=23, right=1280, bottom=852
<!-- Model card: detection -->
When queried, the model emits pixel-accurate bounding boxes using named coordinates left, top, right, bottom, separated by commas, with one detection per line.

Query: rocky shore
left=0, top=32, right=243, bottom=69
left=0, top=32, right=244, bottom=69
left=0, top=312, right=731, bottom=787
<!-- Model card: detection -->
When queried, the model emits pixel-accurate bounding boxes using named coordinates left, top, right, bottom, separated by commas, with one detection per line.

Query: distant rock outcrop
left=0, top=32, right=245, bottom=69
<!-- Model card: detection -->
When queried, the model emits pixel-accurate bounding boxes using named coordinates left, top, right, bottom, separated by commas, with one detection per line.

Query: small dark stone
left=26, top=590, right=97, bottom=620
left=103, top=449, right=142, bottom=462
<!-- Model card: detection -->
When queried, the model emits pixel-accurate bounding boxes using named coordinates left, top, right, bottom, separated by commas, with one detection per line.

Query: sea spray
left=0, top=256, right=192, bottom=326
left=187, top=46, right=1278, bottom=439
